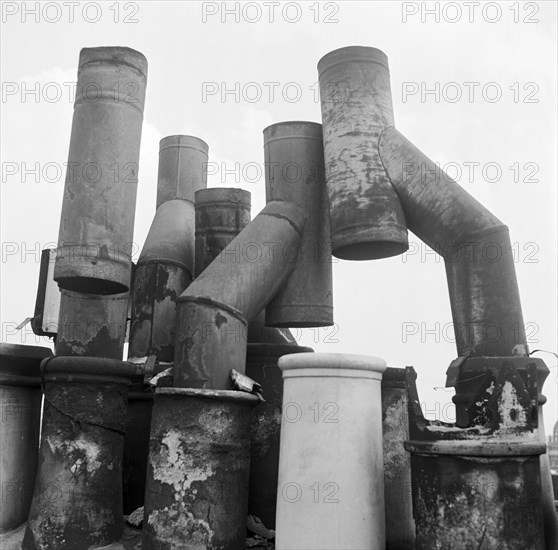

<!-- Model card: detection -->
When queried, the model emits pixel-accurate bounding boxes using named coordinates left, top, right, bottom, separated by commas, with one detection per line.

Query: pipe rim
left=278, top=352, right=387, bottom=373
left=263, top=121, right=322, bottom=141
left=405, top=438, right=546, bottom=457
left=195, top=187, right=252, bottom=205
left=41, top=356, right=140, bottom=384
left=0, top=344, right=53, bottom=386
left=159, top=135, right=209, bottom=154
left=317, top=45, right=389, bottom=75
left=156, top=386, right=261, bottom=405
left=78, top=46, right=148, bottom=78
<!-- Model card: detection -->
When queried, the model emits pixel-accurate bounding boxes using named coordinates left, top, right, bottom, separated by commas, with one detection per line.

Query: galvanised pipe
left=56, top=289, right=128, bottom=359
left=194, top=187, right=251, bottom=277
left=246, top=343, right=313, bottom=529
left=54, top=47, right=147, bottom=295
left=263, top=121, right=333, bottom=327
left=174, top=200, right=306, bottom=389
left=156, top=135, right=208, bottom=209
left=142, top=387, right=259, bottom=550
left=194, top=188, right=293, bottom=345
left=381, top=367, right=415, bottom=550
left=128, top=199, right=196, bottom=361
left=22, top=356, right=137, bottom=550
left=317, top=46, right=408, bottom=260
left=379, top=127, right=527, bottom=358
left=0, top=344, right=52, bottom=533
left=276, top=353, right=387, bottom=550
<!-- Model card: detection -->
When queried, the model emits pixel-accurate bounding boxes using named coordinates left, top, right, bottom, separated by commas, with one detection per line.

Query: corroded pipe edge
left=155, top=386, right=260, bottom=406
left=40, top=356, right=139, bottom=385
left=78, top=46, right=148, bottom=79
left=405, top=439, right=546, bottom=457
left=175, top=295, right=248, bottom=326
left=0, top=344, right=53, bottom=386
left=135, top=258, right=193, bottom=280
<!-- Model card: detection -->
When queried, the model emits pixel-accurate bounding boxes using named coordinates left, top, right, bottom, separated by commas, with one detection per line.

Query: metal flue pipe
left=128, top=135, right=206, bottom=362
left=317, top=46, right=408, bottom=260
left=378, top=126, right=527, bottom=359
left=174, top=200, right=306, bottom=389
left=263, top=121, right=333, bottom=327
left=54, top=47, right=147, bottom=295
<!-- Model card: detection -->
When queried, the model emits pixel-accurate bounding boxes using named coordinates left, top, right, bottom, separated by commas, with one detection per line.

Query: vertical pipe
left=129, top=134, right=206, bottom=361
left=381, top=368, right=415, bottom=550
left=56, top=290, right=129, bottom=359
left=194, top=188, right=251, bottom=276
left=23, top=357, right=136, bottom=550
left=54, top=47, right=148, bottom=295
left=263, top=121, right=333, bottom=327
left=276, top=353, right=387, bottom=550
left=0, top=344, right=51, bottom=533
left=157, top=135, right=208, bottom=209
left=142, top=388, right=259, bottom=550
left=317, top=46, right=408, bottom=260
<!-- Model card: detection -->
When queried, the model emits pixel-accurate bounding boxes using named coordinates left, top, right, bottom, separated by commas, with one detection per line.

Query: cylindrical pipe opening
left=318, top=46, right=408, bottom=260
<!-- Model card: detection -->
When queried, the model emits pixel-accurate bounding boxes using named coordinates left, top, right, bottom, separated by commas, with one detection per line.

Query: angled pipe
left=174, top=200, right=306, bottom=389
left=379, top=126, right=527, bottom=358
left=54, top=47, right=148, bottom=295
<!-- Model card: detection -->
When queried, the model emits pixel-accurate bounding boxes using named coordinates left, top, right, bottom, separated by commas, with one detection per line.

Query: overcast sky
left=1, top=0, right=556, bottom=430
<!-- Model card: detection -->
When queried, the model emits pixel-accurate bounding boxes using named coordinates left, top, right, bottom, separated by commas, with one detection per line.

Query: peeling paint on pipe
left=23, top=357, right=137, bottom=550
left=0, top=344, right=52, bottom=533
left=156, top=135, right=208, bottom=209
left=317, top=46, right=408, bottom=260
left=56, top=289, right=128, bottom=359
left=174, top=200, right=306, bottom=389
left=142, top=387, right=259, bottom=550
left=379, top=127, right=527, bottom=357
left=129, top=199, right=196, bottom=362
left=263, top=121, right=333, bottom=327
left=54, top=47, right=147, bottom=295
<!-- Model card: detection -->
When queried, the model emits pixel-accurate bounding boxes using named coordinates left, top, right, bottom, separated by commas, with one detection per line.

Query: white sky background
left=1, top=0, right=557, bottom=430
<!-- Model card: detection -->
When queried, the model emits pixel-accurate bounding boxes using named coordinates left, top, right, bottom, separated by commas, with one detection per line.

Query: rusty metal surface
left=123, top=384, right=153, bottom=515
left=263, top=121, right=333, bottom=327
left=54, top=47, right=147, bottom=295
left=174, top=297, right=248, bottom=390
left=56, top=289, right=128, bottom=359
left=142, top=388, right=259, bottom=550
left=381, top=368, right=415, bottom=550
left=0, top=344, right=50, bottom=533
left=129, top=263, right=190, bottom=362
left=379, top=127, right=527, bottom=358
left=174, top=201, right=306, bottom=389
left=156, top=135, right=208, bottom=209
left=195, top=187, right=251, bottom=277
left=23, top=357, right=134, bottom=550
left=405, top=362, right=546, bottom=549
left=318, top=46, right=408, bottom=260
left=245, top=343, right=313, bottom=529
